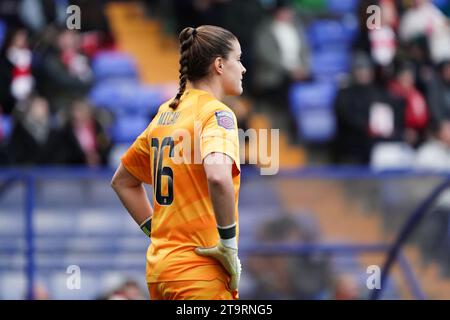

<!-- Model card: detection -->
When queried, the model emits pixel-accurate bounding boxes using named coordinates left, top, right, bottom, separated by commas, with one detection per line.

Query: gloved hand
left=195, top=241, right=241, bottom=291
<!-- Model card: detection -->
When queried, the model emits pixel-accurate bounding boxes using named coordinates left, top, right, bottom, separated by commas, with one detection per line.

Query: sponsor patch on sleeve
left=215, top=111, right=235, bottom=130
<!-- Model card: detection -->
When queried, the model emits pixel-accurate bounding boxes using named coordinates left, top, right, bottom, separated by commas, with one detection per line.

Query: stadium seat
left=34, top=209, right=78, bottom=236
left=66, top=237, right=116, bottom=252
left=65, top=251, right=112, bottom=266
left=38, top=181, right=88, bottom=207
left=341, top=13, right=359, bottom=41
left=0, top=212, right=23, bottom=236
left=0, top=19, right=6, bottom=51
left=0, top=237, right=23, bottom=256
left=120, top=214, right=148, bottom=234
left=0, top=252, right=24, bottom=272
left=110, top=115, right=149, bottom=143
left=0, top=272, right=26, bottom=299
left=307, top=19, right=357, bottom=50
left=76, top=210, right=125, bottom=235
left=89, top=79, right=138, bottom=114
left=432, top=0, right=449, bottom=9
left=113, top=253, right=145, bottom=270
left=122, top=84, right=163, bottom=115
left=326, top=0, right=359, bottom=14
left=116, top=236, right=148, bottom=251
left=91, top=51, right=138, bottom=81
left=370, top=142, right=415, bottom=170
left=310, top=49, right=350, bottom=80
left=75, top=181, right=124, bottom=208
left=289, top=81, right=337, bottom=143
left=89, top=80, right=162, bottom=116
left=298, top=108, right=336, bottom=142
left=0, top=115, right=13, bottom=140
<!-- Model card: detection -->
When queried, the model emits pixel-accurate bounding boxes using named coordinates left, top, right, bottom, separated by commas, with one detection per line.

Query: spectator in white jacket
left=399, top=0, right=450, bottom=64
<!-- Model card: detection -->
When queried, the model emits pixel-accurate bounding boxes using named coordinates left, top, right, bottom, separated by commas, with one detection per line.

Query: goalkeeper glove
left=139, top=217, right=152, bottom=237
left=195, top=223, right=241, bottom=291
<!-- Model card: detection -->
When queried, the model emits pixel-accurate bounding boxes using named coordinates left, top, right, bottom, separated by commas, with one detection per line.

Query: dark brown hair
left=169, top=25, right=237, bottom=109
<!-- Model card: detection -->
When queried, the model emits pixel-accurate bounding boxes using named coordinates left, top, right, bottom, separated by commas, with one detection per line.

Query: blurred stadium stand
left=0, top=170, right=149, bottom=299
left=91, top=52, right=138, bottom=81
left=0, top=19, right=6, bottom=48
left=2, top=168, right=450, bottom=299
left=289, top=81, right=337, bottom=142
left=1, top=0, right=450, bottom=300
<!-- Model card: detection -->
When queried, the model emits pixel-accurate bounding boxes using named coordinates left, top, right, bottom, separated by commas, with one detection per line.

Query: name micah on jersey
left=158, top=111, right=181, bottom=126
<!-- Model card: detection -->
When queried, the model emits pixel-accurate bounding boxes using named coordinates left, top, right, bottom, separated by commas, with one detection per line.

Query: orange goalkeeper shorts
left=147, top=278, right=239, bottom=300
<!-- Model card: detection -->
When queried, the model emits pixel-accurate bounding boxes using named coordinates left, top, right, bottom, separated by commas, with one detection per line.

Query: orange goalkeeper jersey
left=121, top=88, right=241, bottom=283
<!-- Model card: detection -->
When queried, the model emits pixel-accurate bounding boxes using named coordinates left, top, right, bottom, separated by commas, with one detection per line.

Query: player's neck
left=191, top=79, right=225, bottom=101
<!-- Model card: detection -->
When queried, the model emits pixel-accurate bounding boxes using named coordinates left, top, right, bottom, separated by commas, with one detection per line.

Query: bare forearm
left=208, top=178, right=235, bottom=227
left=113, top=184, right=153, bottom=225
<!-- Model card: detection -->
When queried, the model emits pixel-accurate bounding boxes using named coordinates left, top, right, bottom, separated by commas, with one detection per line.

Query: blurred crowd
left=0, top=0, right=114, bottom=167
left=4, top=0, right=443, bottom=301
left=338, top=0, right=450, bottom=168
left=150, top=0, right=450, bottom=168
left=1, top=0, right=450, bottom=169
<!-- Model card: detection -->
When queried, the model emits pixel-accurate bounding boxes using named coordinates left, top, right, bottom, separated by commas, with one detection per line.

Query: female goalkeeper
left=111, top=25, right=246, bottom=300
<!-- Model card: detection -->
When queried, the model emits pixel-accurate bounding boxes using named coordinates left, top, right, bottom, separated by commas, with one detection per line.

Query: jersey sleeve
left=121, top=126, right=152, bottom=184
left=200, top=103, right=241, bottom=175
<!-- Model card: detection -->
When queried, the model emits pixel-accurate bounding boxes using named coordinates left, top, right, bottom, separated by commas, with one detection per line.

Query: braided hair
left=169, top=27, right=196, bottom=109
left=169, top=25, right=237, bottom=109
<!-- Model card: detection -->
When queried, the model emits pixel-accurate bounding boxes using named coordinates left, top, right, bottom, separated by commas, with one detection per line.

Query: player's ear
left=213, top=57, right=224, bottom=75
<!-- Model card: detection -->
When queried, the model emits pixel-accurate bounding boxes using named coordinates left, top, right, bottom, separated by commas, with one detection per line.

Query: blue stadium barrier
left=91, top=51, right=138, bottom=81
left=289, top=81, right=337, bottom=142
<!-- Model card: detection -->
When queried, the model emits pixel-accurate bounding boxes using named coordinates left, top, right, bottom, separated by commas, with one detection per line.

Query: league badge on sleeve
left=215, top=111, right=235, bottom=130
